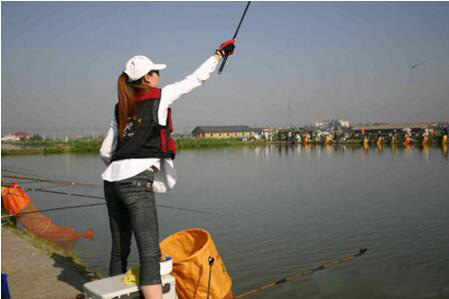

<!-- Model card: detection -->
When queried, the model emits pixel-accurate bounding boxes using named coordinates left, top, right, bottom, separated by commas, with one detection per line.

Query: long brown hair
left=117, top=73, right=149, bottom=138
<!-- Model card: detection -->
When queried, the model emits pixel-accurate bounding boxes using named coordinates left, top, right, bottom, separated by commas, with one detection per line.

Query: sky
left=2, top=1, right=449, bottom=137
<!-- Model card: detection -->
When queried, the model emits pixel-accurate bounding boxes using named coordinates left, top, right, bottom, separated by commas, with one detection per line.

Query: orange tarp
left=161, top=228, right=233, bottom=299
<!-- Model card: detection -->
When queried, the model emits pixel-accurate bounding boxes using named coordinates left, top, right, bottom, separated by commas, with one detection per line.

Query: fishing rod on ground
left=218, top=1, right=251, bottom=74
left=235, top=248, right=368, bottom=298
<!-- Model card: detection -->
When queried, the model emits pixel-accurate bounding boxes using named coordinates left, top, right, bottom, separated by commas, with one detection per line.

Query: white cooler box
left=83, top=273, right=177, bottom=299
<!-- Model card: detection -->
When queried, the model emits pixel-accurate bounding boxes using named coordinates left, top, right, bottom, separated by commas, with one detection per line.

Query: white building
left=339, top=120, right=350, bottom=128
left=315, top=120, right=351, bottom=129
left=2, top=135, right=20, bottom=142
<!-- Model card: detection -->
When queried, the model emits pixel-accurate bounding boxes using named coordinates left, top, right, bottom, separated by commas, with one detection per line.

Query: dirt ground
left=1, top=228, right=90, bottom=299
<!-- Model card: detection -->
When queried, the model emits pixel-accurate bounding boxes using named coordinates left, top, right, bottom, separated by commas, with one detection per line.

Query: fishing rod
left=1, top=202, right=106, bottom=219
left=2, top=172, right=258, bottom=217
left=1, top=185, right=233, bottom=217
left=2, top=173, right=254, bottom=205
left=235, top=248, right=368, bottom=298
left=32, top=188, right=105, bottom=200
left=1, top=180, right=106, bottom=201
left=218, top=1, right=251, bottom=74
left=0, top=201, right=226, bottom=220
left=4, top=173, right=208, bottom=200
left=3, top=174, right=98, bottom=188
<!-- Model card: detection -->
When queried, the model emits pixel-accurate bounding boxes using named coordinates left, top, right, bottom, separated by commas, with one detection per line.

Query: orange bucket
left=160, top=228, right=233, bottom=299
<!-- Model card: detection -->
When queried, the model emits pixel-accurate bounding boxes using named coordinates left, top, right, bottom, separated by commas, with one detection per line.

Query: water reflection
left=251, top=144, right=448, bottom=161
left=324, top=144, right=333, bottom=158
left=375, top=144, right=383, bottom=155
left=391, top=143, right=398, bottom=155
left=420, top=144, right=430, bottom=162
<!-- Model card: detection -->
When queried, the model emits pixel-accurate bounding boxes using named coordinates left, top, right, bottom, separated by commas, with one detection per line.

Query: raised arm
left=161, top=55, right=220, bottom=106
left=158, top=40, right=236, bottom=125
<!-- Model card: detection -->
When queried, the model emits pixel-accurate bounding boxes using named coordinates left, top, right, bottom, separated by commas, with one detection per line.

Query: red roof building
left=14, top=132, right=32, bottom=139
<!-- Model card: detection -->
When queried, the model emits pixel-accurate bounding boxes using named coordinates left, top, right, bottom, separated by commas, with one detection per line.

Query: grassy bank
left=2, top=218, right=104, bottom=279
left=176, top=137, right=266, bottom=149
left=2, top=138, right=267, bottom=156
left=2, top=139, right=104, bottom=156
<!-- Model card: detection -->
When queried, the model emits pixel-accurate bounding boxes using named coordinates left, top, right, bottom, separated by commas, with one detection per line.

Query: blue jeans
left=104, top=170, right=161, bottom=285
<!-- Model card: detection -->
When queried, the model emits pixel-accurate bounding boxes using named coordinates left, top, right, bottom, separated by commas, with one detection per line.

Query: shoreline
left=2, top=138, right=447, bottom=156
left=1, top=138, right=267, bottom=156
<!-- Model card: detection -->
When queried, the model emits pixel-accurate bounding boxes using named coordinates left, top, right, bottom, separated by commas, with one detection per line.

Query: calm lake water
left=2, top=145, right=449, bottom=298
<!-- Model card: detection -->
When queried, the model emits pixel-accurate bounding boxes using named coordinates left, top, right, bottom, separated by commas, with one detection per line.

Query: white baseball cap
left=124, top=55, right=167, bottom=81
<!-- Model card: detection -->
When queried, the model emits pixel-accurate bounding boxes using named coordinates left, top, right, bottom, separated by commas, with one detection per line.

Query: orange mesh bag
left=160, top=228, right=234, bottom=299
left=1, top=182, right=30, bottom=215
left=2, top=183, right=94, bottom=248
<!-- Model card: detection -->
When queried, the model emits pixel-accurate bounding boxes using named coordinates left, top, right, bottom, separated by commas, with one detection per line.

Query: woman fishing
left=99, top=39, right=236, bottom=299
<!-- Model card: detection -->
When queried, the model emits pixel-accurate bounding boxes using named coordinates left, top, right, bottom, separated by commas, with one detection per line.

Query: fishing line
left=235, top=248, right=368, bottom=298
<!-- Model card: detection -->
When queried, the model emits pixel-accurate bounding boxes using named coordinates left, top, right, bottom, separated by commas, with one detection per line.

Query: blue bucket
left=2, top=273, right=11, bottom=299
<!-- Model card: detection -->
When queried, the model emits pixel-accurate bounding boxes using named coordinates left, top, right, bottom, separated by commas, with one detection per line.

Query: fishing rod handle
left=218, top=56, right=229, bottom=74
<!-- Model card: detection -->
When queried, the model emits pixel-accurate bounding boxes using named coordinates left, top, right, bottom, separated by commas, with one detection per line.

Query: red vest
left=111, top=88, right=176, bottom=162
